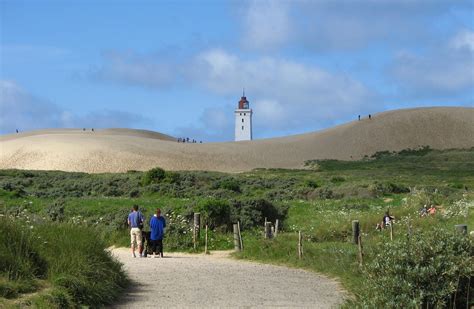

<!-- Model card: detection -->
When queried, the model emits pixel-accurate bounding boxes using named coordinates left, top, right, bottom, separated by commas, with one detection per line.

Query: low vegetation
left=0, top=147, right=473, bottom=307
left=0, top=218, right=127, bottom=308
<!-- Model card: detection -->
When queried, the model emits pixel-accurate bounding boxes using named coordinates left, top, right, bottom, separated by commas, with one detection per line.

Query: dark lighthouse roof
left=238, top=95, right=249, bottom=109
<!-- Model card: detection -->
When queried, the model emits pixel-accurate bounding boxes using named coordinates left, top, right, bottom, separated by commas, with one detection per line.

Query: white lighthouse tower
left=234, top=92, right=253, bottom=141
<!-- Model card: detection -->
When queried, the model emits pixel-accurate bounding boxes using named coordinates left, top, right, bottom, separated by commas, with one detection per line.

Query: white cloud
left=392, top=31, right=474, bottom=97
left=241, top=0, right=291, bottom=50
left=188, top=49, right=376, bottom=133
left=0, top=80, right=151, bottom=133
left=450, top=30, right=474, bottom=51
left=240, top=0, right=472, bottom=51
left=93, top=51, right=176, bottom=89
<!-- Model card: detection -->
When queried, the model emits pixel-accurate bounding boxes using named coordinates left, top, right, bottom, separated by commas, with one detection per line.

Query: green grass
left=0, top=147, right=473, bottom=306
left=0, top=218, right=128, bottom=308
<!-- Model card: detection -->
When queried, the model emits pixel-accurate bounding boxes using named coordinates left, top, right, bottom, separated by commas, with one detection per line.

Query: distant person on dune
left=128, top=205, right=145, bottom=258
left=369, top=114, right=372, bottom=120
left=149, top=208, right=166, bottom=258
left=358, top=115, right=360, bottom=121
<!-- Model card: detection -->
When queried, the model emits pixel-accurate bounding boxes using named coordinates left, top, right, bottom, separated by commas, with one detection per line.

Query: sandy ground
left=109, top=248, right=345, bottom=309
left=1, top=107, right=473, bottom=173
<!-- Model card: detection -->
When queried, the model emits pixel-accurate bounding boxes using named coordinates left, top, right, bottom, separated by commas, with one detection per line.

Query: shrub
left=194, top=199, right=231, bottom=230
left=359, top=229, right=473, bottom=308
left=46, top=199, right=66, bottom=222
left=330, top=176, right=346, bottom=183
left=142, top=167, right=166, bottom=185
left=219, top=179, right=241, bottom=193
left=371, top=182, right=410, bottom=196
left=232, top=198, right=288, bottom=230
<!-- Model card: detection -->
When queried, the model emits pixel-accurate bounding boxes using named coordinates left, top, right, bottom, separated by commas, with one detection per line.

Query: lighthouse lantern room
left=234, top=92, right=253, bottom=141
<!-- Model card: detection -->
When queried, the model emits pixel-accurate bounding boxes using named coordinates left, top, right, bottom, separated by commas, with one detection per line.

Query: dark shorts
left=150, top=239, right=163, bottom=255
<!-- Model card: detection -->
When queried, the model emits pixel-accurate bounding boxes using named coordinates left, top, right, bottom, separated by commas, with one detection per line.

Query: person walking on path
left=128, top=205, right=145, bottom=258
left=149, top=208, right=166, bottom=258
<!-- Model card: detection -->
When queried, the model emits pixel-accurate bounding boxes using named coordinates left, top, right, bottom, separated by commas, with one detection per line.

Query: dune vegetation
left=0, top=218, right=128, bottom=308
left=0, top=147, right=473, bottom=307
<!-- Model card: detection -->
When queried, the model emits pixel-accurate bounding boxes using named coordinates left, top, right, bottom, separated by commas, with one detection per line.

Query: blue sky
left=1, top=0, right=473, bottom=141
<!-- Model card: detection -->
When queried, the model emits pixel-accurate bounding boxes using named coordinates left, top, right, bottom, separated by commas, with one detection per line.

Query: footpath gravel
left=110, top=248, right=345, bottom=308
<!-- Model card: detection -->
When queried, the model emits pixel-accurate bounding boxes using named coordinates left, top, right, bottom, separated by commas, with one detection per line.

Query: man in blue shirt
left=128, top=205, right=145, bottom=258
left=149, top=208, right=166, bottom=258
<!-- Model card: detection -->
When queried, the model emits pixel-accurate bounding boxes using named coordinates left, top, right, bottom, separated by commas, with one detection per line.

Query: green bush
left=304, top=179, right=319, bottom=188
left=194, top=199, right=231, bottom=230
left=141, top=167, right=166, bottom=185
left=330, top=176, right=346, bottom=183
left=232, top=198, right=288, bottom=230
left=371, top=182, right=410, bottom=196
left=218, top=178, right=241, bottom=193
left=359, top=229, right=473, bottom=308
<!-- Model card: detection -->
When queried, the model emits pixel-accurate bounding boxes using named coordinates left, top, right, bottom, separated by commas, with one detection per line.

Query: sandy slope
left=109, top=248, right=345, bottom=308
left=0, top=107, right=473, bottom=173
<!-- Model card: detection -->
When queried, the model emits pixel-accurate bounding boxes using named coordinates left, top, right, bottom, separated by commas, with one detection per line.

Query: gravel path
left=110, top=248, right=345, bottom=308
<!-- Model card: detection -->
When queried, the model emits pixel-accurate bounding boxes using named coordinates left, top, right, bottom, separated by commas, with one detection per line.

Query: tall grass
left=0, top=218, right=128, bottom=308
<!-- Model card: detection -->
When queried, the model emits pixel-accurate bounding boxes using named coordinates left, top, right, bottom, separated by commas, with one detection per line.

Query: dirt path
left=110, top=248, right=345, bottom=308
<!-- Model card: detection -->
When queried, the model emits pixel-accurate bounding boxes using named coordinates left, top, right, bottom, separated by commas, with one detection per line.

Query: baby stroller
left=139, top=230, right=152, bottom=257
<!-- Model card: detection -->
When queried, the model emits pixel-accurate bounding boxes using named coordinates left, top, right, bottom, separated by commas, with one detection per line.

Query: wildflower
left=29, top=225, right=34, bottom=229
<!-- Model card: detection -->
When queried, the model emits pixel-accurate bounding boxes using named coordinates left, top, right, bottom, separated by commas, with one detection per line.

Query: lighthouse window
left=240, top=113, right=242, bottom=116
left=244, top=113, right=246, bottom=116
left=242, top=126, right=244, bottom=130
left=242, top=119, right=244, bottom=123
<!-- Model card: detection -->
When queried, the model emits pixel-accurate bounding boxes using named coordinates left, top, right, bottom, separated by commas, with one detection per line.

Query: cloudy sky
left=1, top=0, right=473, bottom=141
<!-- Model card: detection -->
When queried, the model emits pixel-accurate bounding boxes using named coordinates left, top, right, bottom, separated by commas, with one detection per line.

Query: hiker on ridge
left=128, top=205, right=145, bottom=258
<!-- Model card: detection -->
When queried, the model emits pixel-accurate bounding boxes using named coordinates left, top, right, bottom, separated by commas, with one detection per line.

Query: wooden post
left=265, top=222, right=272, bottom=239
left=204, top=225, right=208, bottom=254
left=390, top=223, right=394, bottom=241
left=466, top=276, right=471, bottom=309
left=298, top=231, right=303, bottom=259
left=193, top=213, right=201, bottom=250
left=455, top=224, right=467, bottom=235
left=233, top=224, right=241, bottom=251
left=407, top=217, right=412, bottom=238
left=237, top=221, right=243, bottom=251
left=352, top=220, right=360, bottom=244
left=358, top=235, right=364, bottom=266
left=275, top=219, right=279, bottom=237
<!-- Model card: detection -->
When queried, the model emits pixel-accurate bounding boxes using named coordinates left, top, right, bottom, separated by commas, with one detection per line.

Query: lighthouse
left=234, top=92, right=253, bottom=141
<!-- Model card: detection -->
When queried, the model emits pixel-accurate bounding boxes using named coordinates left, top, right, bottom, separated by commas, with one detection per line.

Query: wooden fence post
left=390, top=223, right=394, bottom=241
left=237, top=221, right=243, bottom=251
left=204, top=225, right=208, bottom=254
left=275, top=219, right=279, bottom=237
left=358, top=235, right=364, bottom=266
left=407, top=217, right=412, bottom=238
left=233, top=224, right=241, bottom=251
left=193, top=213, right=201, bottom=250
left=352, top=220, right=360, bottom=244
left=265, top=222, right=272, bottom=239
left=298, top=231, right=303, bottom=259
left=454, top=224, right=467, bottom=235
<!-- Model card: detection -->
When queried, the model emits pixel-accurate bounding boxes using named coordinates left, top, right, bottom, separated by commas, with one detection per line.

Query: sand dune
left=0, top=107, right=473, bottom=173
